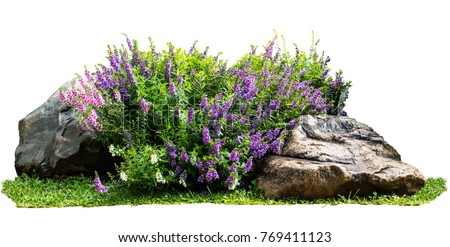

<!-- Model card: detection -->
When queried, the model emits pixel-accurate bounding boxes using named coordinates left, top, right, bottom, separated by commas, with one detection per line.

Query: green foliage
left=1, top=175, right=446, bottom=207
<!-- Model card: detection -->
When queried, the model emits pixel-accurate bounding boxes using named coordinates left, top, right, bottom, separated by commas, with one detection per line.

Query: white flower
left=119, top=171, right=128, bottom=181
left=108, top=144, right=115, bottom=156
left=150, top=154, right=158, bottom=164
left=179, top=178, right=187, bottom=188
left=156, top=171, right=167, bottom=184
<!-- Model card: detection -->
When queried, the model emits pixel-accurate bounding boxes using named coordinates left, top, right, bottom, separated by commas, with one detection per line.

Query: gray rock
left=15, top=80, right=117, bottom=177
left=257, top=115, right=425, bottom=199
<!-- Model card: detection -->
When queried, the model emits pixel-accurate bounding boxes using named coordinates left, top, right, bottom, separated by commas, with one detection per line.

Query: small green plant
left=60, top=33, right=351, bottom=192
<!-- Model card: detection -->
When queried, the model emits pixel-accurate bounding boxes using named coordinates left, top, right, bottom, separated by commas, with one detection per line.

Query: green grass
left=1, top=175, right=447, bottom=208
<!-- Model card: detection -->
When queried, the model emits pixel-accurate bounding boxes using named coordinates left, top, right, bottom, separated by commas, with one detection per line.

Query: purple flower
left=165, top=60, right=172, bottom=80
left=225, top=114, right=239, bottom=122
left=291, top=100, right=299, bottom=109
left=269, top=99, right=280, bottom=111
left=181, top=151, right=189, bottom=163
left=322, top=69, right=329, bottom=79
left=165, top=142, right=177, bottom=160
left=205, top=169, right=219, bottom=183
left=201, top=46, right=209, bottom=59
left=140, top=98, right=149, bottom=113
left=273, top=127, right=281, bottom=137
left=277, top=79, right=286, bottom=95
left=239, top=116, right=249, bottom=125
left=177, top=75, right=183, bottom=85
left=265, top=40, right=275, bottom=59
left=225, top=174, right=234, bottom=187
left=249, top=132, right=269, bottom=158
left=169, top=81, right=176, bottom=96
left=94, top=176, right=108, bottom=193
left=180, top=172, right=187, bottom=181
left=190, top=69, right=196, bottom=77
left=331, top=74, right=343, bottom=88
left=230, top=150, right=240, bottom=163
left=140, top=59, right=149, bottom=78
left=114, top=91, right=121, bottom=101
left=214, top=123, right=222, bottom=138
left=309, top=89, right=322, bottom=106
left=338, top=108, right=347, bottom=116
left=263, top=67, right=269, bottom=78
left=188, top=41, right=197, bottom=56
left=301, top=88, right=312, bottom=98
left=126, top=36, right=133, bottom=50
left=188, top=108, right=194, bottom=123
left=244, top=158, right=253, bottom=172
left=110, top=55, right=120, bottom=72
left=273, top=51, right=280, bottom=63
left=202, top=127, right=211, bottom=144
left=175, top=166, right=181, bottom=175
left=220, top=99, right=233, bottom=116
left=270, top=139, right=281, bottom=154
left=196, top=160, right=203, bottom=170
left=210, top=104, right=219, bottom=120
left=235, top=134, right=246, bottom=144
left=197, top=175, right=205, bottom=183
left=211, top=140, right=225, bottom=155
left=288, top=119, right=297, bottom=128
left=200, top=97, right=208, bottom=109
left=240, top=75, right=259, bottom=101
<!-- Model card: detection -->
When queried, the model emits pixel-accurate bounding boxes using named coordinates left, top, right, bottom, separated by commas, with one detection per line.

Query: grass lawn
left=1, top=175, right=446, bottom=208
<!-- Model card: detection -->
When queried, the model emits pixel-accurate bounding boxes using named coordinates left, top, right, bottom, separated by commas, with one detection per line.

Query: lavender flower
left=94, top=175, right=108, bottom=193
left=109, top=55, right=120, bottom=72
left=169, top=81, right=176, bottom=96
left=288, top=119, right=297, bottom=128
left=200, top=97, right=208, bottom=109
left=235, top=134, right=246, bottom=144
left=239, top=116, right=249, bottom=125
left=180, top=172, right=188, bottom=181
left=211, top=140, right=225, bottom=155
left=181, top=150, right=189, bottom=163
left=220, top=99, right=233, bottom=116
left=263, top=67, right=269, bottom=78
left=270, top=139, right=282, bottom=154
left=322, top=69, right=329, bottom=79
left=205, top=169, right=219, bottom=183
left=165, top=60, right=172, bottom=80
left=225, top=114, right=239, bottom=122
left=140, top=98, right=149, bottom=113
left=249, top=132, right=269, bottom=158
left=265, top=40, right=275, bottom=59
left=175, top=166, right=181, bottom=175
left=244, top=158, right=253, bottom=172
left=140, top=59, right=149, bottom=78
left=230, top=150, right=240, bottom=163
left=210, top=104, right=219, bottom=120
left=201, top=46, right=209, bottom=59
left=291, top=100, right=298, bottom=109
left=331, top=74, right=343, bottom=88
left=187, top=108, right=194, bottom=123
left=225, top=174, right=235, bottom=187
left=269, top=99, right=281, bottom=111
left=202, top=127, right=211, bottom=144
left=126, top=36, right=133, bottom=50
left=299, top=69, right=307, bottom=77
left=240, top=75, right=258, bottom=101
left=123, top=131, right=136, bottom=147
left=177, top=75, right=183, bottom=85
left=188, top=40, right=197, bottom=56
left=338, top=108, right=347, bottom=116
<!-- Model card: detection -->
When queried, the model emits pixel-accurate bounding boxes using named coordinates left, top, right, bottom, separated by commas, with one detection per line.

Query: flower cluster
left=62, top=33, right=351, bottom=191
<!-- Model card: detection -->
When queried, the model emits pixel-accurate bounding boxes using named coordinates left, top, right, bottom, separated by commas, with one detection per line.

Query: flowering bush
left=60, top=34, right=351, bottom=191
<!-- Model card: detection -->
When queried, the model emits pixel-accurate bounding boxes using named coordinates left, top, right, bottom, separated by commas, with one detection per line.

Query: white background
left=0, top=0, right=449, bottom=246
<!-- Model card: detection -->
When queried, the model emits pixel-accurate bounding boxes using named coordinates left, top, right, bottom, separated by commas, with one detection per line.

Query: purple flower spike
left=94, top=176, right=108, bottom=193
left=270, top=139, right=282, bottom=154
left=169, top=81, right=176, bottom=96
left=244, top=158, right=253, bottom=172
left=200, top=97, right=208, bottom=109
left=202, top=127, right=211, bottom=144
left=188, top=108, right=194, bottom=123
left=140, top=98, right=149, bottom=113
left=288, top=119, right=297, bottom=128
left=165, top=60, right=172, bottom=80
left=205, top=169, right=219, bottom=183
left=230, top=150, right=240, bottom=163
left=181, top=151, right=189, bottom=163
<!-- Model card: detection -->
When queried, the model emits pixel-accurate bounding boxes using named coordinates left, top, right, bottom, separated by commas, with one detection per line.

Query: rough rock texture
left=258, top=115, right=425, bottom=199
left=15, top=80, right=117, bottom=177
